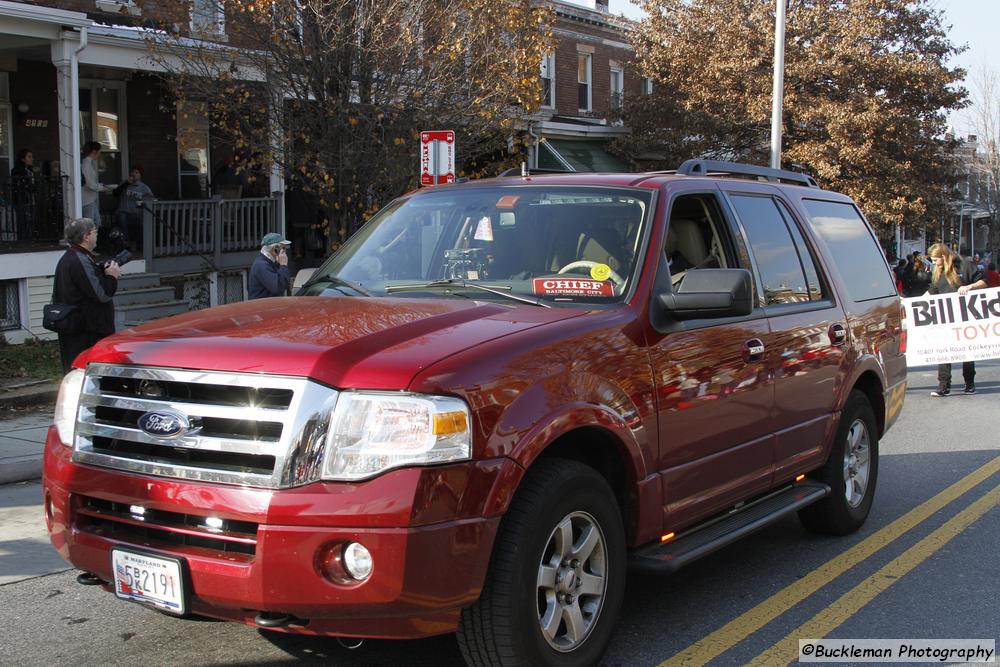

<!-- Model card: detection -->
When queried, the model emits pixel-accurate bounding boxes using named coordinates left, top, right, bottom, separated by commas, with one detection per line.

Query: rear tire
left=457, top=458, right=626, bottom=667
left=799, top=390, right=879, bottom=535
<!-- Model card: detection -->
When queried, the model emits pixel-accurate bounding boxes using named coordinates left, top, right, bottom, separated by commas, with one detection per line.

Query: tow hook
left=337, top=638, right=365, bottom=649
left=76, top=572, right=105, bottom=586
left=254, top=611, right=306, bottom=628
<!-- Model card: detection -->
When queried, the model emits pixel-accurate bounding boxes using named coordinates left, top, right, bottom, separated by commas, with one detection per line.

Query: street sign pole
left=420, top=130, right=456, bottom=186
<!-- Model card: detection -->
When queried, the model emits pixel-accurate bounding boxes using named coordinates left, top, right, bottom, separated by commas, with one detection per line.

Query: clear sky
left=600, top=0, right=996, bottom=135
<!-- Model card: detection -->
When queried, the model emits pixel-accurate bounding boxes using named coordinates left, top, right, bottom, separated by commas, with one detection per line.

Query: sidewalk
left=1, top=378, right=57, bottom=485
left=0, top=412, right=53, bottom=484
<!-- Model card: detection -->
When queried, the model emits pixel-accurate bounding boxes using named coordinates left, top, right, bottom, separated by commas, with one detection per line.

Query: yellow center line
left=658, top=453, right=1000, bottom=667
left=747, top=481, right=1000, bottom=667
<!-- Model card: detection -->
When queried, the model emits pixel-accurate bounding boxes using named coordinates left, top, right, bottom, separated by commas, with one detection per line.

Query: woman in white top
left=81, top=141, right=109, bottom=224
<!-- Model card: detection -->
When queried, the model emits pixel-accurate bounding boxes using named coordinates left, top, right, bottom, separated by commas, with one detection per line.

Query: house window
left=191, top=0, right=226, bottom=37
left=577, top=53, right=592, bottom=112
left=540, top=53, right=555, bottom=108
left=177, top=101, right=210, bottom=198
left=610, top=67, right=623, bottom=110
left=0, top=280, right=19, bottom=331
left=643, top=77, right=654, bottom=96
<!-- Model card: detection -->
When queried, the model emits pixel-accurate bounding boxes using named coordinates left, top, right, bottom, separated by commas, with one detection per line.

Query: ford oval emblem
left=137, top=410, right=190, bottom=439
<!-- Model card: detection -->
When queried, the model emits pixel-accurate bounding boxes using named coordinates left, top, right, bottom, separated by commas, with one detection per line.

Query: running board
left=630, top=480, right=831, bottom=574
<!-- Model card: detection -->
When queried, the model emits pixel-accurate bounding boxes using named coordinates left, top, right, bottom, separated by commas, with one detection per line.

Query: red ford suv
left=43, top=161, right=906, bottom=666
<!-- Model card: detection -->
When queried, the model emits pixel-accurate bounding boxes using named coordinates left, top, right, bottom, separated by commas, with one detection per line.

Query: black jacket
left=53, top=245, right=118, bottom=335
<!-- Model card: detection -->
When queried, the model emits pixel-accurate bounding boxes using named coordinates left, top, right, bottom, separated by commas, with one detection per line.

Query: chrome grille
left=73, top=364, right=339, bottom=488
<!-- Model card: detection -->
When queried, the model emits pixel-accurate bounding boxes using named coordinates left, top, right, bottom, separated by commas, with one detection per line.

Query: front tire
left=457, top=458, right=626, bottom=667
left=799, top=390, right=879, bottom=535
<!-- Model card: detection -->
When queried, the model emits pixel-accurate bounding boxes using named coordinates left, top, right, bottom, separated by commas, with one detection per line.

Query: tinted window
left=802, top=199, right=896, bottom=301
left=730, top=195, right=812, bottom=305
left=776, top=200, right=825, bottom=300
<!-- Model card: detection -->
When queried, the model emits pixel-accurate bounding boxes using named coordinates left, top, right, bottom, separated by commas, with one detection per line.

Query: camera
left=105, top=249, right=132, bottom=269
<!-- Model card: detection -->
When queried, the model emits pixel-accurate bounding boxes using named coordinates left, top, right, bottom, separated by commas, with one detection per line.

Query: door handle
left=829, top=324, right=847, bottom=346
left=743, top=338, right=765, bottom=362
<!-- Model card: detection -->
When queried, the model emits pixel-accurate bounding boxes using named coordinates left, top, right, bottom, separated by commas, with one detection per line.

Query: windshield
left=301, top=185, right=654, bottom=306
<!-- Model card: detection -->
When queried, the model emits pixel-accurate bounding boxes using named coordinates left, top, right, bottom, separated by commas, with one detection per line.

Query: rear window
left=801, top=199, right=896, bottom=302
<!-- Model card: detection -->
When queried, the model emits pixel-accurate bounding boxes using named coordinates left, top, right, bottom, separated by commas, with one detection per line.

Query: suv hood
left=84, top=296, right=583, bottom=389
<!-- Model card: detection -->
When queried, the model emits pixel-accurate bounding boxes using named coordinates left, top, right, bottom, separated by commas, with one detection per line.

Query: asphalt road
left=2, top=362, right=999, bottom=666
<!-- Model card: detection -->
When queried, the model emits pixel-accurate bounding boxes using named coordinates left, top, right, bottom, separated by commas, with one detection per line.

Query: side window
left=801, top=199, right=896, bottom=302
left=729, top=194, right=812, bottom=306
left=776, top=200, right=826, bottom=300
left=665, top=194, right=732, bottom=285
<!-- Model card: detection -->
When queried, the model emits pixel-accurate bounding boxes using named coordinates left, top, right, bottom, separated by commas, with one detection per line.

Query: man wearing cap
left=248, top=232, right=291, bottom=299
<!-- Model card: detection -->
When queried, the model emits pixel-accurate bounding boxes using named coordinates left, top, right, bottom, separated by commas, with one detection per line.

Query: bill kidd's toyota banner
left=904, top=287, right=1000, bottom=366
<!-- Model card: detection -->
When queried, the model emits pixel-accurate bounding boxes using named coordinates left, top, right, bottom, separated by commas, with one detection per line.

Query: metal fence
left=0, top=176, right=66, bottom=244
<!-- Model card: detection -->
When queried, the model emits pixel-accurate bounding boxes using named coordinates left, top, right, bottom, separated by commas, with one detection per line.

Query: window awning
left=537, top=139, right=630, bottom=173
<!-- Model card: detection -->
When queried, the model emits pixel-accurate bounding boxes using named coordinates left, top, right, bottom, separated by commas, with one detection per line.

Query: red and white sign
left=532, top=277, right=615, bottom=297
left=904, top=288, right=1000, bottom=365
left=420, top=130, right=456, bottom=186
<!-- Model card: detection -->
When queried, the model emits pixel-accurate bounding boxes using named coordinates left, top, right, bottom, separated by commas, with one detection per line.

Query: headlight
left=53, top=369, right=86, bottom=446
left=321, top=392, right=471, bottom=481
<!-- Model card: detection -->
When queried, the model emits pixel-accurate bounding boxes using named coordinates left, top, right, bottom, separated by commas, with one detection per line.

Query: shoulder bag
left=42, top=303, right=78, bottom=333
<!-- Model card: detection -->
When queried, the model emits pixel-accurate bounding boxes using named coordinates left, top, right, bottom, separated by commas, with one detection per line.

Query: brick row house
left=0, top=0, right=644, bottom=343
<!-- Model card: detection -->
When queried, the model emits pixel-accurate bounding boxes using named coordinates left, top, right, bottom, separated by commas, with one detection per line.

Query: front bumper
left=43, top=426, right=508, bottom=639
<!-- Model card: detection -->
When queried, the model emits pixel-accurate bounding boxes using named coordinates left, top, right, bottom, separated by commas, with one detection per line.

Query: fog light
left=343, top=542, right=373, bottom=581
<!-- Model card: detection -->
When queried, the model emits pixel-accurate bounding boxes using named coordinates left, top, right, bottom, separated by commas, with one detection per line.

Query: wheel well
left=533, top=427, right=634, bottom=542
left=852, top=371, right=885, bottom=436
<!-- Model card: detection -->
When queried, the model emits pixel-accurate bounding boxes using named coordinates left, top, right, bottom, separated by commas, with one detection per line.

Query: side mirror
left=657, top=268, right=753, bottom=320
left=292, top=268, right=316, bottom=290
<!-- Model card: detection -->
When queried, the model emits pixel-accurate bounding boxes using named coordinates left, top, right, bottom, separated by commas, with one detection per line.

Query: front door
left=79, top=81, right=127, bottom=212
left=649, top=189, right=775, bottom=532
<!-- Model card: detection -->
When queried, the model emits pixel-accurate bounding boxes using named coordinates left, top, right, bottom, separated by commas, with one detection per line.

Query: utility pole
left=769, top=0, right=786, bottom=169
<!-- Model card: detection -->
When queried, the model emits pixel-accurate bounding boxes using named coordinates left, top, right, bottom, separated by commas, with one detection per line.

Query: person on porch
left=81, top=141, right=110, bottom=225
left=111, top=165, right=154, bottom=250
left=10, top=148, right=36, bottom=241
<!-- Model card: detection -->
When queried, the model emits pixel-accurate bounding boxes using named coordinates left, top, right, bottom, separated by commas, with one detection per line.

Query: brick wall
left=552, top=36, right=635, bottom=117
left=8, top=61, right=60, bottom=173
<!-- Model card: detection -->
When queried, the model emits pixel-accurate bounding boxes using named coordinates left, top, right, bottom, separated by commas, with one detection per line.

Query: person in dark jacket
left=902, top=252, right=931, bottom=297
left=927, top=243, right=986, bottom=397
left=53, top=217, right=121, bottom=373
left=10, top=148, right=36, bottom=241
left=248, top=232, right=290, bottom=299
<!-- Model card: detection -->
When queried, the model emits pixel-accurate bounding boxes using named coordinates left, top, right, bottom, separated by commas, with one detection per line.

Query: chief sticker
left=589, top=263, right=612, bottom=281
left=474, top=216, right=494, bottom=241
left=532, top=277, right=614, bottom=297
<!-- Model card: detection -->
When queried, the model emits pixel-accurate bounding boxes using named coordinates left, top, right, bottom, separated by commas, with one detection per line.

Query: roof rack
left=676, top=160, right=818, bottom=188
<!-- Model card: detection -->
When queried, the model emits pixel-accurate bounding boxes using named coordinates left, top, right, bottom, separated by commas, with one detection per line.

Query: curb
left=0, top=456, right=41, bottom=485
left=0, top=382, right=59, bottom=410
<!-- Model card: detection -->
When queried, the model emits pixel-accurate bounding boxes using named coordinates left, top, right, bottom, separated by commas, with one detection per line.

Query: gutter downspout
left=71, top=27, right=88, bottom=218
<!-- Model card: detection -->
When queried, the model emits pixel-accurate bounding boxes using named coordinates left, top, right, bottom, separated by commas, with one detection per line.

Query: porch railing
left=0, top=175, right=66, bottom=245
left=141, top=195, right=281, bottom=275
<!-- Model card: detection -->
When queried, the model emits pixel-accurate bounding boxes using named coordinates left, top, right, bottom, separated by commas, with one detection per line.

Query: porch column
left=268, top=95, right=285, bottom=235
left=51, top=31, right=83, bottom=218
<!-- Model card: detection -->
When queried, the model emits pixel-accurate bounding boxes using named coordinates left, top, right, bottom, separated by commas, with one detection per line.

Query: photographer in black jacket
left=53, top=218, right=121, bottom=373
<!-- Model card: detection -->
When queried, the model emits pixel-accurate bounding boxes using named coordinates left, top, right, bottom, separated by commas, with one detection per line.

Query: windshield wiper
left=385, top=279, right=551, bottom=308
left=317, top=275, right=374, bottom=297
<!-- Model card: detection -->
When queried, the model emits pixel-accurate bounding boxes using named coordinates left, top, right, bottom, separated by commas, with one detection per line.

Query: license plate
left=112, top=548, right=187, bottom=615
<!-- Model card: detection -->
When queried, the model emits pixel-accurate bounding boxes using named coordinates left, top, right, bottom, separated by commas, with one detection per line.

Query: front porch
left=0, top=1, right=291, bottom=342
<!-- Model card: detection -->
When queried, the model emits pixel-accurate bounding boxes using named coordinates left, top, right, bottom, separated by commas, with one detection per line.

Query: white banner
left=904, top=287, right=1000, bottom=366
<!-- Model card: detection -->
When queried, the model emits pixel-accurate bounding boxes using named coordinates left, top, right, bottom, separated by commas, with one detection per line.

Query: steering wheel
left=557, top=260, right=625, bottom=287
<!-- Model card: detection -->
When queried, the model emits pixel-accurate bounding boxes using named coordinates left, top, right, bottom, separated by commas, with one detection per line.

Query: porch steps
left=113, top=272, right=191, bottom=330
